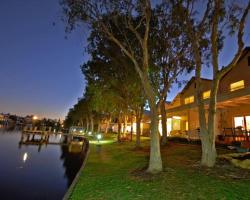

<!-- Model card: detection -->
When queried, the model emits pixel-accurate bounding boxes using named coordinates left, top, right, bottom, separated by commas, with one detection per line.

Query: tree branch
left=219, top=0, right=250, bottom=77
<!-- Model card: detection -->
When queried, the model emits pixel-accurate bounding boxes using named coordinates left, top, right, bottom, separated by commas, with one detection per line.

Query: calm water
left=0, top=128, right=85, bottom=200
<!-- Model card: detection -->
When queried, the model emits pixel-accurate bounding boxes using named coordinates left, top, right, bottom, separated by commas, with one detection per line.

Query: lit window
left=184, top=96, right=194, bottom=104
left=234, top=116, right=244, bottom=128
left=230, top=80, right=245, bottom=92
left=203, top=90, right=211, bottom=99
left=172, top=119, right=181, bottom=130
left=246, top=116, right=250, bottom=131
left=185, top=121, right=189, bottom=131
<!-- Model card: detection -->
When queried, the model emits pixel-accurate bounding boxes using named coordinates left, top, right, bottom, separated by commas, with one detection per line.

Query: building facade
left=165, top=47, right=250, bottom=142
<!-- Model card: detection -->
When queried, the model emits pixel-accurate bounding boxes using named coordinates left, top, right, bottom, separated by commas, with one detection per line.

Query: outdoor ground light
left=88, top=131, right=92, bottom=135
left=97, top=134, right=102, bottom=142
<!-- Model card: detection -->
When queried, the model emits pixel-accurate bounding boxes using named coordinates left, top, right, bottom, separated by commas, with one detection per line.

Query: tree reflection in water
left=0, top=130, right=87, bottom=200
left=60, top=141, right=86, bottom=187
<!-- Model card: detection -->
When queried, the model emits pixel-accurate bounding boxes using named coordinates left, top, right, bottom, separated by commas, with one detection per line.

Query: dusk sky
left=0, top=0, right=88, bottom=119
left=0, top=0, right=250, bottom=119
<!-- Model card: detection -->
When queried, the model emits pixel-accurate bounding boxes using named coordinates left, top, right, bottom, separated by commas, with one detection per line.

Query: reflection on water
left=23, top=152, right=28, bottom=162
left=0, top=128, right=86, bottom=200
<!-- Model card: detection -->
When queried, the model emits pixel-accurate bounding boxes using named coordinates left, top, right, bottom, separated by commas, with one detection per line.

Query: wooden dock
left=19, top=130, right=86, bottom=152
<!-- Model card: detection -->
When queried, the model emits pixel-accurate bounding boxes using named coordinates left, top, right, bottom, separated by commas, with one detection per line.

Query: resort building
left=165, top=47, right=250, bottom=142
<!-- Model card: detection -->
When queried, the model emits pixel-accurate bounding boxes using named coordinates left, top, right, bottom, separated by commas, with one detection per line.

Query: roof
left=221, top=46, right=250, bottom=78
left=238, top=46, right=250, bottom=63
left=180, top=77, right=212, bottom=95
left=176, top=46, right=250, bottom=96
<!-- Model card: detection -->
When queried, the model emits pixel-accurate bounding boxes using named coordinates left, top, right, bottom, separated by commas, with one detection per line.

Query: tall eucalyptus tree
left=173, top=0, right=250, bottom=167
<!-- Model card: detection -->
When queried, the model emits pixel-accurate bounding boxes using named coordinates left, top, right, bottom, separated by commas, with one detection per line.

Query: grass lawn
left=69, top=135, right=250, bottom=200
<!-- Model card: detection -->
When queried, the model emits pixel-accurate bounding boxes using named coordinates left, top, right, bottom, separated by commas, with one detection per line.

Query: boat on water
left=68, top=135, right=85, bottom=153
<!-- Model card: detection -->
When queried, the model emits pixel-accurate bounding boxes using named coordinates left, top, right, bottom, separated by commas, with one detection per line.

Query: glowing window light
left=173, top=116, right=181, bottom=120
left=230, top=80, right=244, bottom=92
left=234, top=117, right=244, bottom=128
left=246, top=116, right=250, bottom=131
left=185, top=121, right=189, bottom=131
left=184, top=96, right=194, bottom=104
left=158, top=120, right=162, bottom=136
left=202, top=90, right=211, bottom=99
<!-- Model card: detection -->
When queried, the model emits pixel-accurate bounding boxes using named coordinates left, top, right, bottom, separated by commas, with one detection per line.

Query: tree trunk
left=80, top=118, right=84, bottom=127
left=97, top=120, right=101, bottom=133
left=200, top=130, right=217, bottom=167
left=90, top=114, right=94, bottom=134
left=86, top=117, right=89, bottom=133
left=200, top=79, right=219, bottom=166
left=130, top=117, right=133, bottom=142
left=124, top=115, right=128, bottom=137
left=130, top=123, right=134, bottom=142
left=196, top=81, right=216, bottom=167
left=137, top=73, right=162, bottom=173
left=192, top=40, right=216, bottom=167
left=160, top=100, right=167, bottom=145
left=105, top=117, right=111, bottom=134
left=147, top=103, right=162, bottom=173
left=197, top=78, right=219, bottom=167
left=117, top=116, right=121, bottom=142
left=136, top=112, right=141, bottom=148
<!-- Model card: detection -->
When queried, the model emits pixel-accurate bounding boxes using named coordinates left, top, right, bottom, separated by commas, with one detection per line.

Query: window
left=234, top=116, right=244, bottom=128
left=230, top=80, right=244, bottom=92
left=203, top=90, right=211, bottom=99
left=172, top=118, right=181, bottom=130
left=184, top=96, right=194, bottom=104
left=234, top=116, right=250, bottom=131
left=167, top=118, right=172, bottom=135
left=185, top=121, right=189, bottom=131
left=246, top=116, right=250, bottom=131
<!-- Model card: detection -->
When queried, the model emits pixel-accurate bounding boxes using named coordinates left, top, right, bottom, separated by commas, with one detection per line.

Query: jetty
left=19, top=127, right=86, bottom=152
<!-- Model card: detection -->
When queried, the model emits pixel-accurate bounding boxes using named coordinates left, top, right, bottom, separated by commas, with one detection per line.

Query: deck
left=19, top=130, right=86, bottom=152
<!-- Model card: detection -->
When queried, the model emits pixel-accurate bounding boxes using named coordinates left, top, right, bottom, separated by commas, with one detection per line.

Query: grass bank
left=69, top=135, right=250, bottom=200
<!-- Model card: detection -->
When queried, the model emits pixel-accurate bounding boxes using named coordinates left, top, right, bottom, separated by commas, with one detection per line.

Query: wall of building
left=180, top=79, right=212, bottom=105
left=167, top=94, right=181, bottom=109
left=219, top=51, right=250, bottom=94
left=188, top=109, right=200, bottom=131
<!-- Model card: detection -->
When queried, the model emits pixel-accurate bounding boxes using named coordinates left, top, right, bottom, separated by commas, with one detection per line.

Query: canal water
left=0, top=128, right=85, bottom=200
